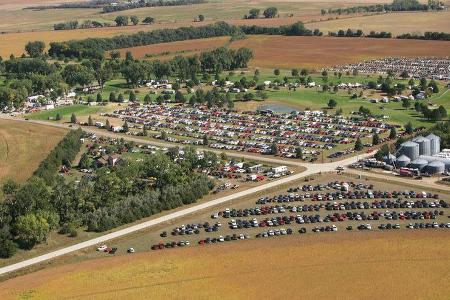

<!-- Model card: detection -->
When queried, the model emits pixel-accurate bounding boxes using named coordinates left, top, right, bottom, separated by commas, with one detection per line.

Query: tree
left=0, top=227, right=17, bottom=258
left=327, top=99, right=337, bottom=109
left=144, top=94, right=151, bottom=104
left=55, top=113, right=62, bottom=121
left=389, top=127, right=397, bottom=139
left=96, top=93, right=103, bottom=103
left=88, top=115, right=94, bottom=126
left=143, top=17, right=155, bottom=24
left=175, top=91, right=186, bottom=103
left=118, top=93, right=124, bottom=103
left=106, top=119, right=111, bottom=130
left=203, top=134, right=209, bottom=145
left=291, top=69, right=299, bottom=77
left=428, top=80, right=439, bottom=93
left=25, top=41, right=45, bottom=58
left=400, top=70, right=409, bottom=79
left=354, top=138, right=363, bottom=151
left=372, top=133, right=380, bottom=145
left=143, top=125, right=148, bottom=136
left=123, top=121, right=129, bottom=133
left=198, top=15, right=205, bottom=22
left=405, top=122, right=413, bottom=134
left=401, top=98, right=411, bottom=110
left=70, top=113, right=77, bottom=124
left=248, top=8, right=260, bottom=19
left=270, top=142, right=278, bottom=155
left=263, top=7, right=278, bottom=18
left=129, top=91, right=136, bottom=102
left=274, top=69, right=280, bottom=76
left=14, top=214, right=50, bottom=249
left=62, top=64, right=94, bottom=87
left=109, top=92, right=116, bottom=102
left=295, top=147, right=303, bottom=159
left=130, top=16, right=139, bottom=25
left=110, top=51, right=121, bottom=60
left=115, top=16, right=129, bottom=26
left=79, top=153, right=91, bottom=169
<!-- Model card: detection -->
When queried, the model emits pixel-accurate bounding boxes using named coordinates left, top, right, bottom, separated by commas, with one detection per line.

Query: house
left=97, top=154, right=122, bottom=167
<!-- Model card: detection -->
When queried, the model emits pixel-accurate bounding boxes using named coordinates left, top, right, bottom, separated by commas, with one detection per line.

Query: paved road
left=0, top=115, right=442, bottom=276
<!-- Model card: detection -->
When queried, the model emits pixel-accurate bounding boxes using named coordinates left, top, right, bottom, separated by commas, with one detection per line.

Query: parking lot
left=101, top=104, right=392, bottom=161
left=91, top=172, right=450, bottom=256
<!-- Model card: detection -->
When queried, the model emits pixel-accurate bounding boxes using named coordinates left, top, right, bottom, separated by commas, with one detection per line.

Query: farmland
left=229, top=35, right=450, bottom=69
left=116, top=36, right=232, bottom=59
left=309, top=11, right=450, bottom=36
left=0, top=231, right=448, bottom=299
left=0, top=119, right=66, bottom=182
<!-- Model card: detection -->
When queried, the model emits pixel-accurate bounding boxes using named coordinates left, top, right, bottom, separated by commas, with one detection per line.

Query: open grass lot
left=229, top=35, right=450, bottom=69
left=0, top=231, right=449, bottom=299
left=26, top=105, right=105, bottom=122
left=309, top=11, right=450, bottom=36
left=0, top=119, right=66, bottom=182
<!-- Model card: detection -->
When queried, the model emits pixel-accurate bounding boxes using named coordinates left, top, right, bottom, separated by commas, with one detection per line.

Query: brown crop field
left=1, top=231, right=449, bottom=299
left=116, top=36, right=232, bottom=59
left=0, top=119, right=66, bottom=182
left=229, top=35, right=450, bottom=69
left=310, top=11, right=450, bottom=36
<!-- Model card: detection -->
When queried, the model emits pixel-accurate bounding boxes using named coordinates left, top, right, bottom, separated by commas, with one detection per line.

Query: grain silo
left=425, top=133, right=441, bottom=155
left=412, top=136, right=431, bottom=156
left=418, top=155, right=450, bottom=171
left=396, top=155, right=411, bottom=167
left=425, top=161, right=445, bottom=174
left=399, top=141, right=419, bottom=160
left=409, top=158, right=428, bottom=170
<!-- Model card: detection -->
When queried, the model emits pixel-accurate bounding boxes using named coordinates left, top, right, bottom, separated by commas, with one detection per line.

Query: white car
left=97, top=245, right=108, bottom=252
left=127, top=247, right=135, bottom=253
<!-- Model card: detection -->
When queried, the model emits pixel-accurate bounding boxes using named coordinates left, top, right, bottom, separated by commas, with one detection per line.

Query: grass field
left=1, top=230, right=449, bottom=299
left=229, top=35, right=450, bottom=69
left=0, top=119, right=66, bottom=182
left=26, top=105, right=106, bottom=122
left=309, top=11, right=450, bottom=36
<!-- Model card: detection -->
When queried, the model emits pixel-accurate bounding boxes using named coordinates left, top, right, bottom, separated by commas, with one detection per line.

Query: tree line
left=397, top=32, right=450, bottom=41
left=102, top=0, right=207, bottom=13
left=328, top=29, right=392, bottom=38
left=321, top=0, right=442, bottom=15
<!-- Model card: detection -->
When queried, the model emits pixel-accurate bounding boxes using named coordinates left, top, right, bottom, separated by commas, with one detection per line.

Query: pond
left=257, top=104, right=299, bottom=114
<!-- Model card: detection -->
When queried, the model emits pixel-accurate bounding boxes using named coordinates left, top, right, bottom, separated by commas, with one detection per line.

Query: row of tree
left=244, top=7, right=278, bottom=19
left=321, top=0, right=442, bottom=15
left=397, top=31, right=450, bottom=41
left=102, top=0, right=206, bottom=13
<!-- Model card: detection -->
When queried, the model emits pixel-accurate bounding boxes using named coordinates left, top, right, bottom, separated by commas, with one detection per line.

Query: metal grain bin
left=419, top=155, right=450, bottom=171
left=396, top=155, right=411, bottom=168
left=399, top=141, right=419, bottom=160
left=412, top=136, right=431, bottom=156
left=425, top=133, right=441, bottom=155
left=425, top=161, right=445, bottom=174
left=383, top=153, right=396, bottom=164
left=409, top=158, right=428, bottom=170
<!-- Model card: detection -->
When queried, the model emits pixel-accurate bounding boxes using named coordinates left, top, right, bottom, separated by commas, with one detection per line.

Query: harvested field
left=0, top=231, right=449, bottom=299
left=310, top=11, right=450, bottom=36
left=229, top=35, right=450, bottom=69
left=116, top=36, right=231, bottom=59
left=0, top=22, right=204, bottom=58
left=0, top=119, right=66, bottom=182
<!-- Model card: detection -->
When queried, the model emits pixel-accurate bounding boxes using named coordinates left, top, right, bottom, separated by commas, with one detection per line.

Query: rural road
left=0, top=115, right=447, bottom=276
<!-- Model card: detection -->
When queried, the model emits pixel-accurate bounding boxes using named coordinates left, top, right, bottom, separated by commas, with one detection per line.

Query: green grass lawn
left=26, top=105, right=104, bottom=122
